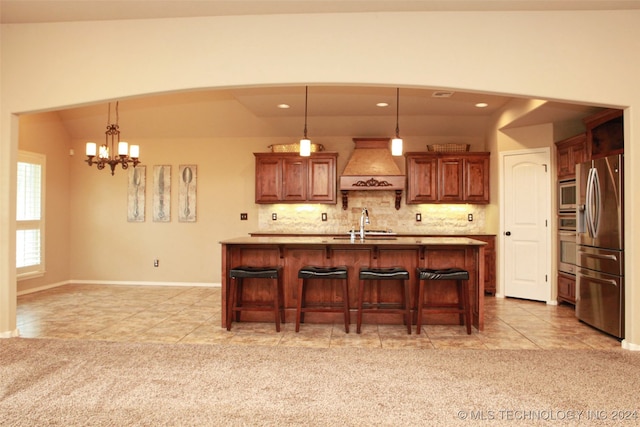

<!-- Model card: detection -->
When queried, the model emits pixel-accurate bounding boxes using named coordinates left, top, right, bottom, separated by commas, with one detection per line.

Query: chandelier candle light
left=85, top=102, right=140, bottom=175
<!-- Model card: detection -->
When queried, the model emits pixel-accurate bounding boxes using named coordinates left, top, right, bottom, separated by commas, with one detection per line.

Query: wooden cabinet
left=557, top=273, right=576, bottom=305
left=255, top=152, right=337, bottom=204
left=406, top=155, right=437, bottom=203
left=584, top=108, right=623, bottom=160
left=467, top=235, right=496, bottom=295
left=555, top=133, right=586, bottom=179
left=405, top=152, right=490, bottom=204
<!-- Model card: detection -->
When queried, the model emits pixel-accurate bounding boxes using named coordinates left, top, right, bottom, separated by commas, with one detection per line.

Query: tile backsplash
left=258, top=191, right=486, bottom=235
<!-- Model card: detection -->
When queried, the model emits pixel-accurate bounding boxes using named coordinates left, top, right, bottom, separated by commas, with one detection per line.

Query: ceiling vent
left=432, top=91, right=455, bottom=98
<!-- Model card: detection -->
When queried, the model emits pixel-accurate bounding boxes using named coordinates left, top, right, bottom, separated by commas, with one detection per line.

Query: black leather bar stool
left=357, top=267, right=411, bottom=334
left=296, top=266, right=350, bottom=333
left=227, top=266, right=285, bottom=332
left=415, top=268, right=471, bottom=335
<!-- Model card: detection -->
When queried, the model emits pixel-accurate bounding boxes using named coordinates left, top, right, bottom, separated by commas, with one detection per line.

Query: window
left=16, top=151, right=46, bottom=279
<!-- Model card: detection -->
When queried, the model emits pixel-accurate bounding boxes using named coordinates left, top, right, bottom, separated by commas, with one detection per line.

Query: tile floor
left=16, top=284, right=622, bottom=350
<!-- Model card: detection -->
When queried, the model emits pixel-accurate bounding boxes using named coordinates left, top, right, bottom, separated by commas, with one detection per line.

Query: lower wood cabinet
left=467, top=235, right=496, bottom=295
left=557, top=273, right=576, bottom=305
left=255, top=152, right=337, bottom=204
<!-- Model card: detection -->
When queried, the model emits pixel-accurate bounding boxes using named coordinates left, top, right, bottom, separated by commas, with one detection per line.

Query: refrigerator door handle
left=592, top=167, right=602, bottom=238
left=585, top=168, right=595, bottom=237
left=578, top=272, right=619, bottom=287
left=581, top=252, right=619, bottom=262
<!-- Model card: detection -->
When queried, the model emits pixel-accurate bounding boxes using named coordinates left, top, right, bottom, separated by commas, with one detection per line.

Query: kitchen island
left=220, top=236, right=486, bottom=330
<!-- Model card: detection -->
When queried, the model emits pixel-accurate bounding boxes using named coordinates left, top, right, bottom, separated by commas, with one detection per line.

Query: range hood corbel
left=339, top=138, right=405, bottom=210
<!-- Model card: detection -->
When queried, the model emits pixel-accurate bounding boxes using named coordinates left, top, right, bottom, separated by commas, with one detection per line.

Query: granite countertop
left=220, top=235, right=487, bottom=246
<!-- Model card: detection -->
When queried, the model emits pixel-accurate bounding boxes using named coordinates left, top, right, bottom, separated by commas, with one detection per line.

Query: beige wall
left=2, top=10, right=639, bottom=348
left=17, top=112, right=71, bottom=293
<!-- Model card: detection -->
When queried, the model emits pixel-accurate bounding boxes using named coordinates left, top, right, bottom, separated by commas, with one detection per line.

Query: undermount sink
left=344, top=229, right=397, bottom=236
left=333, top=236, right=397, bottom=241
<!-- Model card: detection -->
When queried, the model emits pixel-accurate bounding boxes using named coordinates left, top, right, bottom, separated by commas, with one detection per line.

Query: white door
left=502, top=149, right=551, bottom=302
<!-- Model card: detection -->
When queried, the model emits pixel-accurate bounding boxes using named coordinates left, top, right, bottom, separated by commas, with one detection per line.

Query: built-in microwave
left=558, top=179, right=577, bottom=213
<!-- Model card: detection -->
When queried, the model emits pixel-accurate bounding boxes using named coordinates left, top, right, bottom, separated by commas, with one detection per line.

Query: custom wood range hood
left=339, top=138, right=405, bottom=210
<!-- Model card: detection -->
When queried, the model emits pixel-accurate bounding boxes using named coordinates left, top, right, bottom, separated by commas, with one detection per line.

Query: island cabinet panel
left=220, top=237, right=486, bottom=330
left=255, top=152, right=337, bottom=204
left=405, top=152, right=490, bottom=204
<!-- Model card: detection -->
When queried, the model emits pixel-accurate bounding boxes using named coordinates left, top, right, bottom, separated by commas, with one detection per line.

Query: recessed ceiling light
left=376, top=102, right=389, bottom=107
left=475, top=102, right=488, bottom=108
left=277, top=103, right=290, bottom=109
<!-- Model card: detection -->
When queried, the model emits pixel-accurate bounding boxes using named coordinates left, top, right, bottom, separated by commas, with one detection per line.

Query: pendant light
left=391, top=88, right=403, bottom=156
left=300, top=86, right=311, bottom=157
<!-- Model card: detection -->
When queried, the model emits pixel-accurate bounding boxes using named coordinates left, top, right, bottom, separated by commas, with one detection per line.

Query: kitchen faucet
left=359, top=207, right=370, bottom=240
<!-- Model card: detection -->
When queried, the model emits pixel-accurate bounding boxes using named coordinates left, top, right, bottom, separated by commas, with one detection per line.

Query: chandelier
left=85, top=102, right=140, bottom=175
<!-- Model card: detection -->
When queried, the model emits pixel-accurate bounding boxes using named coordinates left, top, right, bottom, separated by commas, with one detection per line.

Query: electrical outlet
left=240, top=213, right=248, bottom=220
left=321, top=213, right=327, bottom=221
left=416, top=213, right=422, bottom=222
left=272, top=213, right=277, bottom=221
left=153, top=259, right=159, bottom=267
left=468, top=213, right=473, bottom=222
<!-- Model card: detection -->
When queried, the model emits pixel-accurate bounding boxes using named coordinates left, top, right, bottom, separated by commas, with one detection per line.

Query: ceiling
left=5, top=1, right=614, bottom=139
left=2, top=0, right=640, bottom=24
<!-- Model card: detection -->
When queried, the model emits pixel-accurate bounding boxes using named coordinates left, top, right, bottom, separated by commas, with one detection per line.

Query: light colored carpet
left=1, top=338, right=639, bottom=426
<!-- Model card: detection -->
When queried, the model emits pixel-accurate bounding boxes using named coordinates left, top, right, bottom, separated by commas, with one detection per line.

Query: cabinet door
left=556, top=145, right=573, bottom=178
left=308, top=156, right=336, bottom=203
left=557, top=273, right=576, bottom=305
left=255, top=156, right=282, bottom=203
left=406, top=155, right=437, bottom=203
left=464, top=155, right=490, bottom=203
left=438, top=156, right=464, bottom=202
left=282, top=157, right=307, bottom=201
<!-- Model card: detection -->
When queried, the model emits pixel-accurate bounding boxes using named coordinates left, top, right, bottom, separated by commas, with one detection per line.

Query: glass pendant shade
left=300, top=138, right=311, bottom=157
left=391, top=137, right=403, bottom=156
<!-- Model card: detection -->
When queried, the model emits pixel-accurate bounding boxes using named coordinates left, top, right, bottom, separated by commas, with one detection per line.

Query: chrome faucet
left=359, top=207, right=370, bottom=240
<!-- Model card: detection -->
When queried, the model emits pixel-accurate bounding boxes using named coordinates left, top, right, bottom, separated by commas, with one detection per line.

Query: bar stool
left=226, top=266, right=285, bottom=332
left=296, top=266, right=350, bottom=333
left=357, top=267, right=411, bottom=334
left=415, top=268, right=471, bottom=335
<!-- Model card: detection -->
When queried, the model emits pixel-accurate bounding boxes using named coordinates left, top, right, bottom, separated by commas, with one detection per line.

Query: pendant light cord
left=303, top=86, right=308, bottom=139
left=395, top=88, right=400, bottom=138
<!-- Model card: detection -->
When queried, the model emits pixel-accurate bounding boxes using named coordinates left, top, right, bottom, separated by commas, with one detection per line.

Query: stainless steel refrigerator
left=576, top=154, right=624, bottom=338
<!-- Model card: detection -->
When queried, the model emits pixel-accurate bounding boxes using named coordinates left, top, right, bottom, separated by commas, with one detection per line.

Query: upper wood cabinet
left=405, top=152, right=490, bottom=204
left=584, top=108, right=623, bottom=160
left=555, top=133, right=586, bottom=179
left=255, top=152, right=337, bottom=204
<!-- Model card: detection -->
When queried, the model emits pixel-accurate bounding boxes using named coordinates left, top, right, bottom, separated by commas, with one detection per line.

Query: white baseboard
left=18, top=280, right=221, bottom=296
left=622, top=339, right=640, bottom=351
left=0, top=329, right=20, bottom=338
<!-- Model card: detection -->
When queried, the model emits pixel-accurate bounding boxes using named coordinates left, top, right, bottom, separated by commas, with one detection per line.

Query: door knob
left=505, top=231, right=511, bottom=236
